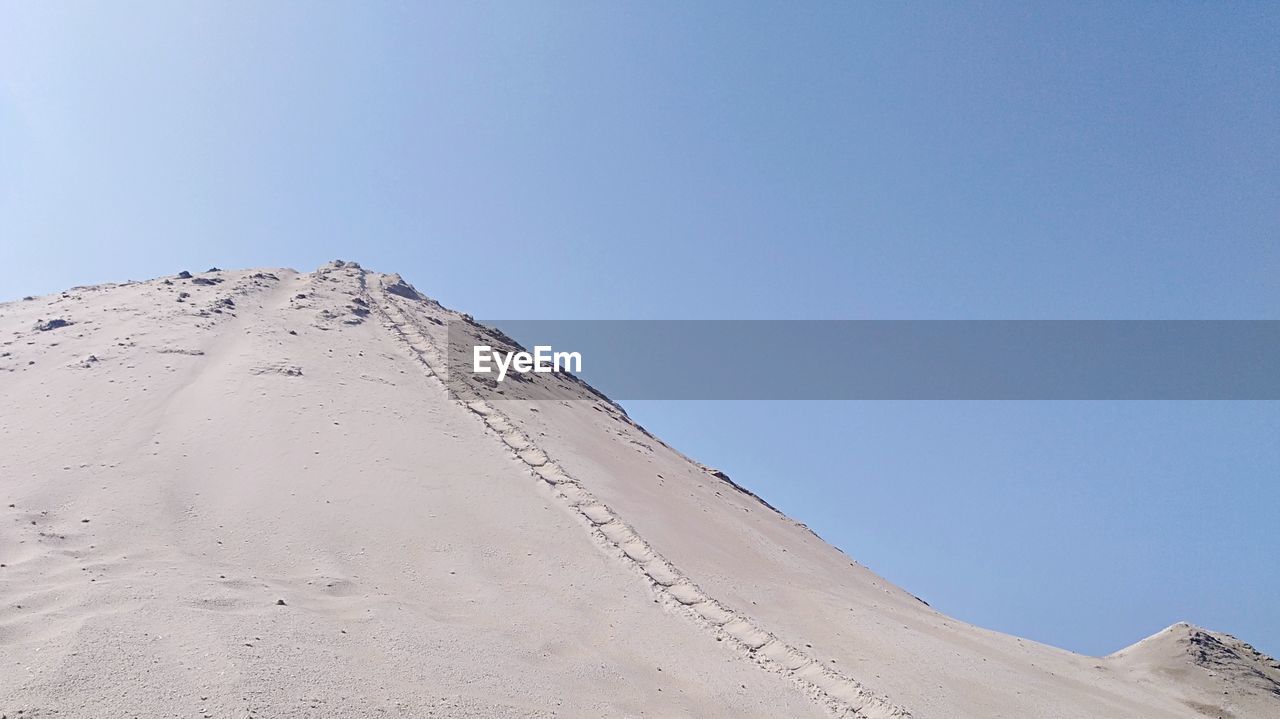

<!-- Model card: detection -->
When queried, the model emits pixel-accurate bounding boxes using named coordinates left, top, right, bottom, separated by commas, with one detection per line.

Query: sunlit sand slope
left=1, top=262, right=1274, bottom=719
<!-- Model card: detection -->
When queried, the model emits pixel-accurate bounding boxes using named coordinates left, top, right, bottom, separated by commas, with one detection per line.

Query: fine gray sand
left=1, top=262, right=1276, bottom=718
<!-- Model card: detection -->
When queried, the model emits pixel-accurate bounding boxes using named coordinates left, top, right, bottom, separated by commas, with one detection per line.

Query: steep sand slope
left=0, top=266, right=823, bottom=718
left=0, top=262, right=1275, bottom=719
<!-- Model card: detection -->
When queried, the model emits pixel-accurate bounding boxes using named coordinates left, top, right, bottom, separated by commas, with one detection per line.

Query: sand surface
left=2, top=262, right=1276, bottom=718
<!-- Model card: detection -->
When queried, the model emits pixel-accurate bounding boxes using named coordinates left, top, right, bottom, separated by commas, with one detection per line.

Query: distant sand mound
left=1110, top=622, right=1280, bottom=718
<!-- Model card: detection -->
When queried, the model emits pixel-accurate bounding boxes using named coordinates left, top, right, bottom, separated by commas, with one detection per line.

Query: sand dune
left=1, top=262, right=1275, bottom=718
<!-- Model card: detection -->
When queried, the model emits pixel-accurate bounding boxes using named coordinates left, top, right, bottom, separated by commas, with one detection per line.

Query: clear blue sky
left=2, top=3, right=1276, bottom=657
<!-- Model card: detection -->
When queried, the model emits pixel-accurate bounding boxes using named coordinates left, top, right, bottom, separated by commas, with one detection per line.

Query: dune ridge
left=1, top=261, right=1275, bottom=718
left=372, top=275, right=909, bottom=719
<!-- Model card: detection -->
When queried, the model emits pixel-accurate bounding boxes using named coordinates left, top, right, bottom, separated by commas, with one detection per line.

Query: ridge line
left=365, top=273, right=912, bottom=719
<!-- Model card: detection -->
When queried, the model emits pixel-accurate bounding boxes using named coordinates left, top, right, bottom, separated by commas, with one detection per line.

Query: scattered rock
left=191, top=277, right=223, bottom=286
left=206, top=267, right=222, bottom=272
left=275, top=598, right=287, bottom=606
left=22, top=295, right=36, bottom=301
left=177, top=271, right=192, bottom=279
left=250, top=363, right=303, bottom=377
left=34, top=319, right=72, bottom=332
